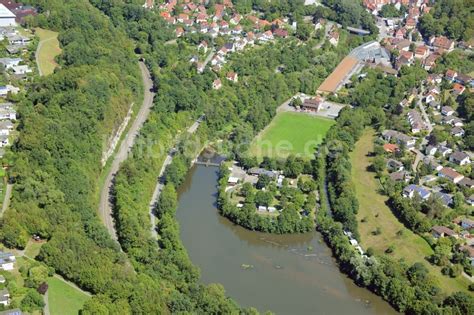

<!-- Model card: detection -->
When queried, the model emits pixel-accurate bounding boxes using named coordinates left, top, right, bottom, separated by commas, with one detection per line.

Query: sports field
left=47, top=276, right=90, bottom=315
left=35, top=28, right=61, bottom=76
left=250, top=112, right=334, bottom=159
left=351, top=129, right=470, bottom=294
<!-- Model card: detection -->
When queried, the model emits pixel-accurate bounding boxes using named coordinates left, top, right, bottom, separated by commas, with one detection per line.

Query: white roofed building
left=0, top=4, right=16, bottom=27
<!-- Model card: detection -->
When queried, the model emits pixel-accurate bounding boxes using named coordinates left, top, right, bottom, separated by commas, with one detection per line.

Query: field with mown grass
left=249, top=112, right=334, bottom=159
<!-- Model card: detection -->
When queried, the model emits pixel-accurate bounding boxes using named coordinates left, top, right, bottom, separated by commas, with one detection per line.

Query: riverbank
left=176, top=164, right=397, bottom=314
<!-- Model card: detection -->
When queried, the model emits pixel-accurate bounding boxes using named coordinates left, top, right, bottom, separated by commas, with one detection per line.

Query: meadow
left=35, top=28, right=61, bottom=76
left=351, top=129, right=470, bottom=294
left=47, top=276, right=90, bottom=315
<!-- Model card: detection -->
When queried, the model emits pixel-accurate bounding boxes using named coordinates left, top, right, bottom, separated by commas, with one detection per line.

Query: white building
left=0, top=4, right=16, bottom=27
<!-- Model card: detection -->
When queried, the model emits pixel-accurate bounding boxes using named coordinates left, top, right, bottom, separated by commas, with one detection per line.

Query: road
left=1, top=183, right=12, bottom=217
left=410, top=148, right=424, bottom=173
left=98, top=61, right=155, bottom=241
left=417, top=88, right=433, bottom=133
left=149, top=118, right=203, bottom=239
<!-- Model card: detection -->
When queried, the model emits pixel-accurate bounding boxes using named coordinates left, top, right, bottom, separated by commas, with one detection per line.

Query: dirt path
left=98, top=61, right=155, bottom=241
left=0, top=183, right=12, bottom=217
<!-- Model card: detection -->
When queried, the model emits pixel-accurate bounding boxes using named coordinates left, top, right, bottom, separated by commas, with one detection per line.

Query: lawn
left=24, top=240, right=45, bottom=259
left=351, top=129, right=470, bottom=294
left=47, top=276, right=90, bottom=315
left=249, top=112, right=334, bottom=159
left=35, top=28, right=61, bottom=76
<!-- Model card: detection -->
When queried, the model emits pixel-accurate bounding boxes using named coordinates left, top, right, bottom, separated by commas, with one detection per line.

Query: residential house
left=387, top=159, right=404, bottom=172
left=438, top=167, right=464, bottom=184
left=450, top=116, right=464, bottom=127
left=328, top=29, right=339, bottom=46
left=461, top=246, right=474, bottom=266
left=403, top=184, right=431, bottom=200
left=0, top=85, right=19, bottom=96
left=198, top=40, right=208, bottom=53
left=424, top=92, right=437, bottom=103
left=467, top=195, right=474, bottom=206
left=414, top=45, right=428, bottom=59
left=227, top=176, right=239, bottom=186
left=456, top=73, right=473, bottom=86
left=0, top=107, right=15, bottom=120
left=382, top=130, right=416, bottom=148
left=425, top=145, right=437, bottom=156
left=430, top=36, right=455, bottom=51
left=273, top=28, right=288, bottom=38
left=383, top=143, right=399, bottom=153
left=434, top=192, right=453, bottom=207
left=451, top=127, right=464, bottom=137
left=449, top=151, right=470, bottom=166
left=212, top=79, right=222, bottom=90
left=423, top=156, right=443, bottom=171
left=461, top=218, right=474, bottom=229
left=301, top=97, right=322, bottom=112
left=432, top=226, right=457, bottom=239
left=452, top=83, right=465, bottom=96
left=175, top=27, right=184, bottom=37
left=230, top=14, right=241, bottom=25
left=0, top=252, right=14, bottom=270
left=437, top=145, right=452, bottom=158
left=459, top=178, right=474, bottom=189
left=445, top=69, right=457, bottom=82
left=0, top=289, right=9, bottom=306
left=226, top=71, right=238, bottom=83
left=428, top=100, right=440, bottom=110
left=407, top=109, right=426, bottom=133
left=441, top=106, right=454, bottom=116
left=423, top=53, right=439, bottom=71
left=389, top=170, right=407, bottom=182
left=0, top=57, right=20, bottom=69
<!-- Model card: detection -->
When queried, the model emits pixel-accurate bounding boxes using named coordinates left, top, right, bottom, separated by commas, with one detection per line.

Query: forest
left=418, top=0, right=474, bottom=41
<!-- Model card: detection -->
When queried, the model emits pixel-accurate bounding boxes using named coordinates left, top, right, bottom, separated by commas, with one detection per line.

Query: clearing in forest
left=35, top=28, right=61, bottom=76
left=47, top=276, right=90, bottom=315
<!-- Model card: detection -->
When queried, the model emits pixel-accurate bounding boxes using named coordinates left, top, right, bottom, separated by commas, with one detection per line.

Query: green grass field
left=47, top=276, right=90, bottom=315
left=351, top=129, right=470, bottom=294
left=250, top=112, right=334, bottom=159
left=35, top=28, right=61, bottom=76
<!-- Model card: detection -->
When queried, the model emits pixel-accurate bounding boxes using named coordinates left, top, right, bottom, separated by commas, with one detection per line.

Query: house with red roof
left=226, top=72, right=238, bottom=83
left=414, top=45, right=428, bottom=59
left=445, top=69, right=458, bottom=82
left=430, top=36, right=455, bottom=51
left=273, top=28, right=288, bottom=38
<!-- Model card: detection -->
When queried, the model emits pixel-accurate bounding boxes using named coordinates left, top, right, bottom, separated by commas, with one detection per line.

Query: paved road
left=149, top=119, right=202, bottom=239
left=410, top=148, right=424, bottom=173
left=417, top=87, right=433, bottom=133
left=1, top=183, right=12, bottom=217
left=98, top=61, right=155, bottom=241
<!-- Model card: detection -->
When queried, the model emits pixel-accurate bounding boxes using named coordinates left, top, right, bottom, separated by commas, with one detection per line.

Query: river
left=176, top=165, right=398, bottom=315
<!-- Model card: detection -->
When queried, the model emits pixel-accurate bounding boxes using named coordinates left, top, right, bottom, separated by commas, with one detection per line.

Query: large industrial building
left=0, top=4, right=15, bottom=27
